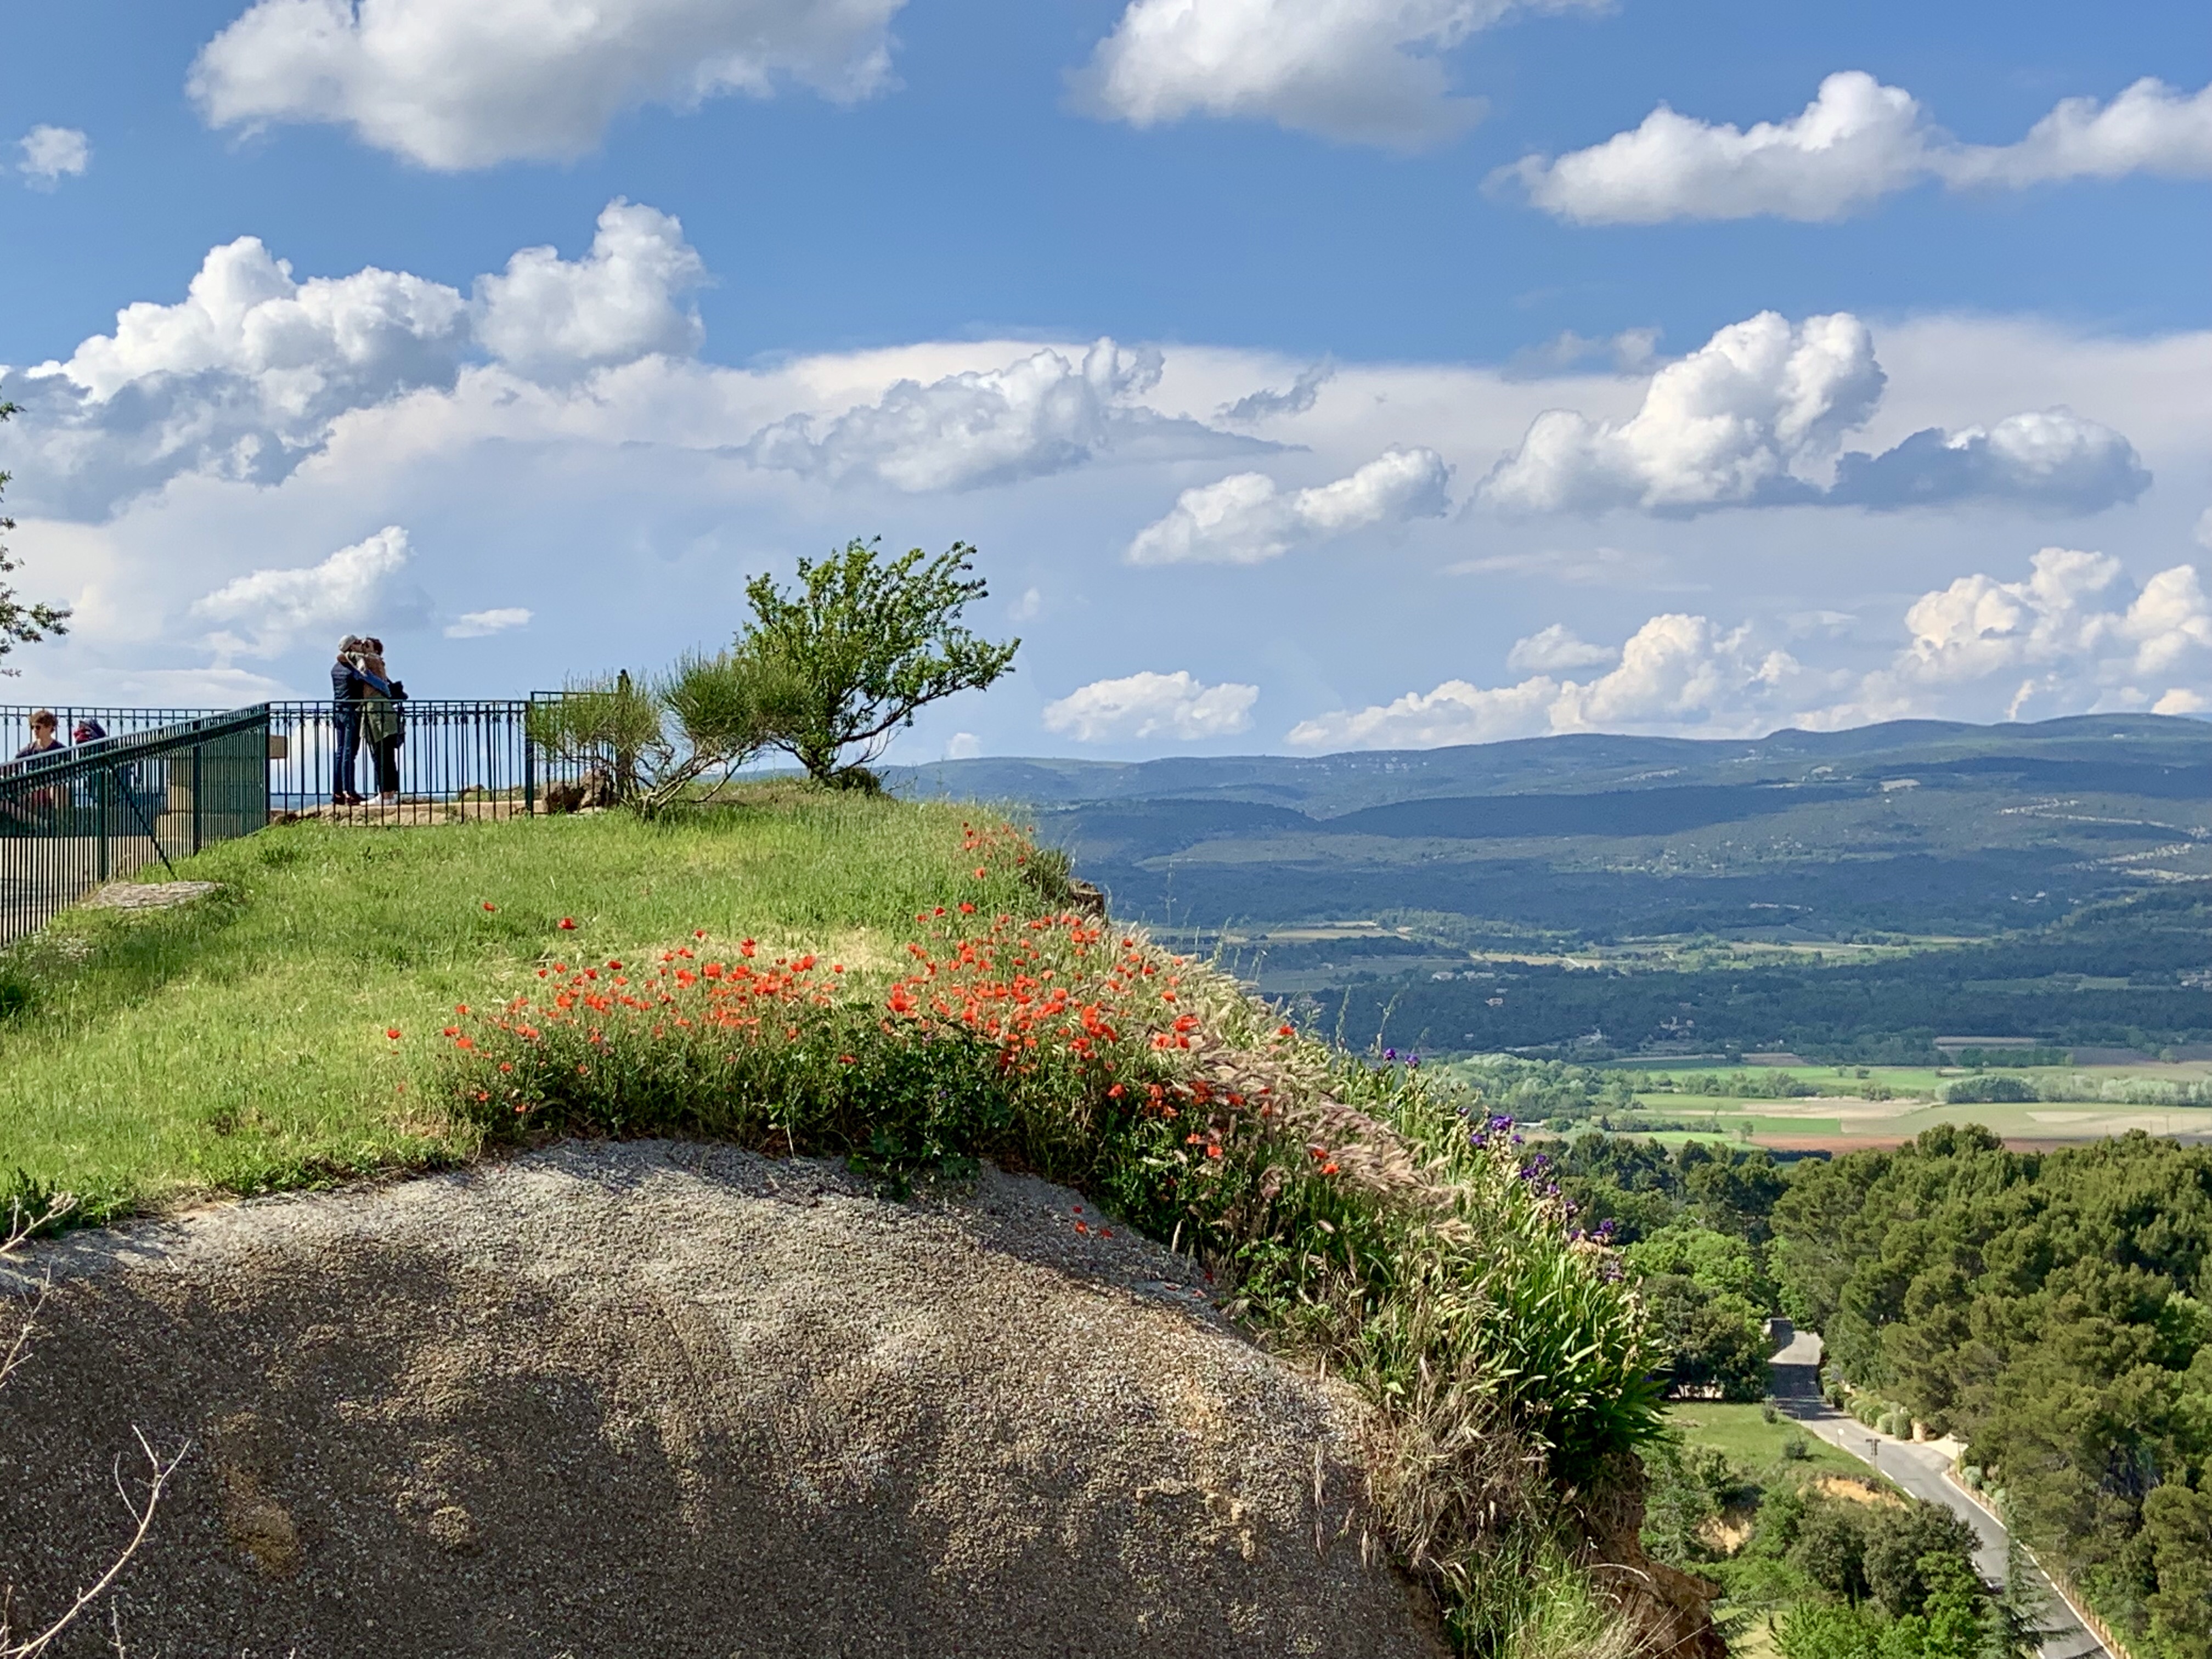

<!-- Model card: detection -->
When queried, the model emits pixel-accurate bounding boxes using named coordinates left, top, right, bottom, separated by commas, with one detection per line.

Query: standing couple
left=332, top=635, right=406, bottom=805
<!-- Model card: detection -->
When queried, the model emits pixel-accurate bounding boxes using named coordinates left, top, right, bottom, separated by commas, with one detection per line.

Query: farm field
left=1620, top=1078, right=2212, bottom=1149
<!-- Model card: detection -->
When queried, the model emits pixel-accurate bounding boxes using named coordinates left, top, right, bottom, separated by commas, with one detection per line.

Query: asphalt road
left=1769, top=1330, right=2107, bottom=1659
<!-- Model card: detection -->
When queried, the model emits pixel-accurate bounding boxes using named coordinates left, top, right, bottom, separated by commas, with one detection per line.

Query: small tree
left=527, top=654, right=795, bottom=815
left=741, top=539, right=1017, bottom=786
left=0, top=403, right=71, bottom=678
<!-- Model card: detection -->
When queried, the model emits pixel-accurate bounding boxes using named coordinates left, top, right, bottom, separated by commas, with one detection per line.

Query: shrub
left=527, top=654, right=795, bottom=814
left=1781, top=1431, right=1811, bottom=1462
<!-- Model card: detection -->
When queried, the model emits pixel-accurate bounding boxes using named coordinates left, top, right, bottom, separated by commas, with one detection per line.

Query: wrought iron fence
left=0, top=706, right=222, bottom=757
left=266, top=699, right=561, bottom=822
left=0, top=709, right=271, bottom=946
left=3, top=698, right=598, bottom=833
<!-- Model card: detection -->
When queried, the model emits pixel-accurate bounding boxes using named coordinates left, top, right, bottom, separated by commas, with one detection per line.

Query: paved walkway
left=1770, top=1331, right=2108, bottom=1659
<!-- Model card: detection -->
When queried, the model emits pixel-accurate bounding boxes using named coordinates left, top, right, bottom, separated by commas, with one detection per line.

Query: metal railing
left=265, top=699, right=557, bottom=822
left=3, top=698, right=596, bottom=831
left=0, top=709, right=271, bottom=945
left=0, top=706, right=222, bottom=756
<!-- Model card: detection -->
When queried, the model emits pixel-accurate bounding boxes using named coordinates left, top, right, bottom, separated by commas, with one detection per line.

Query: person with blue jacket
left=330, top=635, right=394, bottom=805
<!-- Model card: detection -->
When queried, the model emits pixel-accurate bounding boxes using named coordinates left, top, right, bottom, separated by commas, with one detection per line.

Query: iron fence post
left=524, top=697, right=538, bottom=817
left=191, top=743, right=204, bottom=856
left=96, top=766, right=111, bottom=883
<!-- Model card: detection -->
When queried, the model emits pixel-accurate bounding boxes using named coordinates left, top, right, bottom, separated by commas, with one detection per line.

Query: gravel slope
left=0, top=1141, right=1448, bottom=1658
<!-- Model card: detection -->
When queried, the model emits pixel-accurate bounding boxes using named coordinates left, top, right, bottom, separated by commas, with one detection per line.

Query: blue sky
left=3, top=0, right=2208, bottom=761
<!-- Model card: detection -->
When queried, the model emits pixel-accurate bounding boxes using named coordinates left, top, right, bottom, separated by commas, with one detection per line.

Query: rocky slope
left=0, top=1142, right=1448, bottom=1658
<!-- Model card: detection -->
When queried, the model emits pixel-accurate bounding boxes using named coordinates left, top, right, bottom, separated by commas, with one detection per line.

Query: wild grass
left=1663, top=1403, right=1866, bottom=1481
left=0, top=788, right=1039, bottom=1217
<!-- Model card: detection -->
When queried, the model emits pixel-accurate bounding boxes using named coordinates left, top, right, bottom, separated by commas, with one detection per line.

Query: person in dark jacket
left=331, top=635, right=375, bottom=804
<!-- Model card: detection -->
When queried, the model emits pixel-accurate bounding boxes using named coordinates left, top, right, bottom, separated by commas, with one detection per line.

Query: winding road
left=1769, top=1329, right=2108, bottom=1659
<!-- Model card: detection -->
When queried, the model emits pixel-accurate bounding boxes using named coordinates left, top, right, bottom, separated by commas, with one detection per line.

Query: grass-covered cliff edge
left=0, top=789, right=1683, bottom=1656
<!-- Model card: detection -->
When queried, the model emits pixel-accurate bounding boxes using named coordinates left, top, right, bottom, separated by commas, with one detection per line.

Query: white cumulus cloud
left=189, top=0, right=907, bottom=170
left=1126, top=446, right=1449, bottom=565
left=2, top=200, right=707, bottom=514
left=1945, top=77, right=2212, bottom=188
left=1043, top=670, right=1259, bottom=743
left=1289, top=613, right=1801, bottom=749
left=1074, top=0, right=1602, bottom=149
left=445, top=607, right=533, bottom=639
left=1501, top=71, right=2212, bottom=224
left=1480, top=311, right=1884, bottom=512
left=191, top=525, right=417, bottom=658
left=742, top=338, right=1237, bottom=492
left=17, top=126, right=91, bottom=188
left=1478, top=311, right=2147, bottom=516
left=476, top=200, right=707, bottom=381
left=1505, top=623, right=1613, bottom=673
left=1889, top=548, right=2212, bottom=689
left=1297, top=546, right=2212, bottom=749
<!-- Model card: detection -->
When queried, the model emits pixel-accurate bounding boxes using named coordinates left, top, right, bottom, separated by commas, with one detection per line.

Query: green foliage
left=0, top=402, right=72, bottom=676
left=1778, top=1599, right=1884, bottom=1659
left=528, top=656, right=798, bottom=814
left=1628, top=1221, right=1778, bottom=1309
left=1548, top=1132, right=1791, bottom=1246
left=1938, top=1074, right=2036, bottom=1104
left=1640, top=1273, right=1771, bottom=1400
left=742, top=538, right=1018, bottom=783
left=1638, top=1433, right=1745, bottom=1561
left=527, top=670, right=664, bottom=797
left=1772, top=1124, right=2212, bottom=1658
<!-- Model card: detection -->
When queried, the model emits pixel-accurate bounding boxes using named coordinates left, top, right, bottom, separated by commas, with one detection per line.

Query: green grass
left=0, top=788, right=1043, bottom=1217
left=1662, top=1403, right=1869, bottom=1481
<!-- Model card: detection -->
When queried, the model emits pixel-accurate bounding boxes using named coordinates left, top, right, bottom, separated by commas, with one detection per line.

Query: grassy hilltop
left=0, top=789, right=1015, bottom=1214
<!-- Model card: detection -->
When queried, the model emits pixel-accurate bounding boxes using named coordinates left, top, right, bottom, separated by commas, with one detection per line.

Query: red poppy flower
left=482, top=901, right=496, bottom=912
left=558, top=918, right=577, bottom=930
left=385, top=1027, right=402, bottom=1040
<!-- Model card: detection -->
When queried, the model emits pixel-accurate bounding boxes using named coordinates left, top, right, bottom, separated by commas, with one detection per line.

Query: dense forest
left=1772, top=1130, right=2212, bottom=1659
left=1547, top=1133, right=2044, bottom=1656
left=1538, top=1122, right=2212, bottom=1658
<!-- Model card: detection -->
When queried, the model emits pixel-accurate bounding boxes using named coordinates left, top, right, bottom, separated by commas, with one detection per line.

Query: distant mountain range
left=887, top=714, right=2212, bottom=943
left=894, top=715, right=2212, bottom=1059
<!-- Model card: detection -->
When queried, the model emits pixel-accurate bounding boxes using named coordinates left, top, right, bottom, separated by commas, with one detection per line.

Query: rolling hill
left=888, top=715, right=2212, bottom=1059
